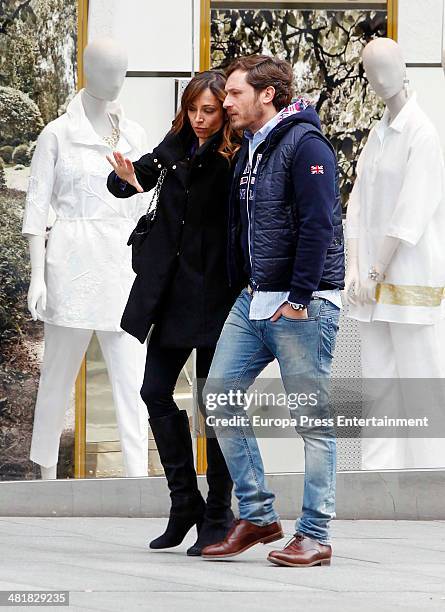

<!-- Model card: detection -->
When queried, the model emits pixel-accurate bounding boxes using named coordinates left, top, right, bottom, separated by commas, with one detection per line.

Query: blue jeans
left=203, top=289, right=340, bottom=545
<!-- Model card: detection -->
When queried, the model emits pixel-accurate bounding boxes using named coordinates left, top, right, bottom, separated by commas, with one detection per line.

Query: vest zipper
left=249, top=142, right=270, bottom=291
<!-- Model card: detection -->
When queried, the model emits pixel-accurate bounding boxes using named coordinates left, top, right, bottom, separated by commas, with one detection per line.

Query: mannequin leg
left=97, top=330, right=148, bottom=477
left=390, top=321, right=445, bottom=469
left=30, top=324, right=93, bottom=472
left=40, top=465, right=57, bottom=480
left=359, top=321, right=405, bottom=470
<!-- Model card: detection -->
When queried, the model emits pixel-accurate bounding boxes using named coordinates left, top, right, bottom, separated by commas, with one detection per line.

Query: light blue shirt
left=246, top=112, right=283, bottom=165
left=244, top=112, right=342, bottom=320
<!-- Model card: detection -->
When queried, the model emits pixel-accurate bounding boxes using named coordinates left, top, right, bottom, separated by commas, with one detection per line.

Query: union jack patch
left=311, top=165, right=324, bottom=175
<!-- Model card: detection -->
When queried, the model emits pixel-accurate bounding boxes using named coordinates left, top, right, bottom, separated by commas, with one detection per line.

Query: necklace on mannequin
left=103, top=113, right=120, bottom=149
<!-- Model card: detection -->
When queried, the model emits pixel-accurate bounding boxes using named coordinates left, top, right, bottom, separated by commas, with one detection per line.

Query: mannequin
left=345, top=38, right=445, bottom=470
left=345, top=38, right=406, bottom=304
left=23, top=37, right=149, bottom=479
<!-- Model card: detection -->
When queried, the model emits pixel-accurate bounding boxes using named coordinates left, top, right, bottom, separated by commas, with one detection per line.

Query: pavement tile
left=0, top=518, right=444, bottom=611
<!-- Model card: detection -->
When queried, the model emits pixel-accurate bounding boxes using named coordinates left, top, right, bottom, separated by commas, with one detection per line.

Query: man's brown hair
left=226, top=55, right=295, bottom=110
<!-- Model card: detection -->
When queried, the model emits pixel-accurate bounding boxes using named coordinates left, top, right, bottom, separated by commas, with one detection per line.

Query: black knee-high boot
left=186, top=435, right=234, bottom=556
left=149, top=410, right=206, bottom=549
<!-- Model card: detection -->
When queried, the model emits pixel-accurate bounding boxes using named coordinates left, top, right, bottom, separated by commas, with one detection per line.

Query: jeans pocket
left=281, top=314, right=318, bottom=323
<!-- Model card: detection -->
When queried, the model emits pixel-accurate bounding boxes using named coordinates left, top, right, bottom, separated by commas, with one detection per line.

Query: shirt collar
left=244, top=110, right=281, bottom=143
left=66, top=89, right=138, bottom=152
left=376, top=92, right=418, bottom=139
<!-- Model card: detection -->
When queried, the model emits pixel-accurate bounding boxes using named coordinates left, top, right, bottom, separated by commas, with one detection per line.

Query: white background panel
left=398, top=0, right=443, bottom=64
left=118, top=77, right=177, bottom=152
left=89, top=0, right=200, bottom=71
left=407, top=68, right=445, bottom=152
left=87, top=0, right=117, bottom=39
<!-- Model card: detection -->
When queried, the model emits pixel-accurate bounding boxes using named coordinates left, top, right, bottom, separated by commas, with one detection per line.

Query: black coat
left=107, top=125, right=240, bottom=347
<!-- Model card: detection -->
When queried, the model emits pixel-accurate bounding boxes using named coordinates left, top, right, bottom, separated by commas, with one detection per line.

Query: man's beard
left=230, top=104, right=262, bottom=131
left=229, top=115, right=244, bottom=130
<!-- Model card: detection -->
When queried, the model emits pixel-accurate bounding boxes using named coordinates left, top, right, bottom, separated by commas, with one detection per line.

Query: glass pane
left=210, top=3, right=387, bottom=473
left=85, top=339, right=195, bottom=478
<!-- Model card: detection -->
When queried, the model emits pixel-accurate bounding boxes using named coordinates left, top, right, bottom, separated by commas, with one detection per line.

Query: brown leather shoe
left=267, top=533, right=332, bottom=567
left=201, top=519, right=283, bottom=559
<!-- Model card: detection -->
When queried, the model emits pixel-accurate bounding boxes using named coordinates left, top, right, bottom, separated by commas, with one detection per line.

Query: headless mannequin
left=25, top=38, right=140, bottom=480
left=345, top=38, right=407, bottom=306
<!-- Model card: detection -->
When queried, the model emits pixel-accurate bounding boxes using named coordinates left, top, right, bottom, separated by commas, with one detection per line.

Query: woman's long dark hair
left=171, top=70, right=240, bottom=161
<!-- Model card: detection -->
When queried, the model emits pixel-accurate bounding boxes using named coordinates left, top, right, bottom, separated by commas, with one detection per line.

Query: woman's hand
left=106, top=151, right=144, bottom=193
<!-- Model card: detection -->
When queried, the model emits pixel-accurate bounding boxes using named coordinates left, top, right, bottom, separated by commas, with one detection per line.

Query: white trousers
left=359, top=320, right=445, bottom=470
left=30, top=323, right=149, bottom=477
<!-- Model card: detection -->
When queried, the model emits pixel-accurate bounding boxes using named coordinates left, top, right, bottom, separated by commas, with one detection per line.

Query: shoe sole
left=201, top=529, right=284, bottom=559
left=267, top=554, right=331, bottom=567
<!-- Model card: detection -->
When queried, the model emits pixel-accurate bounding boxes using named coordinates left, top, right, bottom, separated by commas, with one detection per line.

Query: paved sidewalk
left=0, top=518, right=444, bottom=611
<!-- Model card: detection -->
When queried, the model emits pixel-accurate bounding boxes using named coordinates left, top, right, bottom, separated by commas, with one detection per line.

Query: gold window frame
left=74, top=0, right=89, bottom=479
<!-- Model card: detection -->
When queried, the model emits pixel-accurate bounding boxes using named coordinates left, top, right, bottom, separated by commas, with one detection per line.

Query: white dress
left=22, top=90, right=149, bottom=331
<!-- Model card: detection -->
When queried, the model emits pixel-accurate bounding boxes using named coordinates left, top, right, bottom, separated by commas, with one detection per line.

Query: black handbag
left=127, top=168, right=167, bottom=273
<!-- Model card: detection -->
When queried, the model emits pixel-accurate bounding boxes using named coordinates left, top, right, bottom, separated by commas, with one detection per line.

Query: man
left=201, top=56, right=345, bottom=567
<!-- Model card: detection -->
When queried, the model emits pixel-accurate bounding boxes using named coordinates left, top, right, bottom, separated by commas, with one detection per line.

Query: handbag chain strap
left=146, top=168, right=167, bottom=219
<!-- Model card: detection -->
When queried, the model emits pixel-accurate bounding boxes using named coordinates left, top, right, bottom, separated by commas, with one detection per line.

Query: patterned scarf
left=278, top=96, right=314, bottom=121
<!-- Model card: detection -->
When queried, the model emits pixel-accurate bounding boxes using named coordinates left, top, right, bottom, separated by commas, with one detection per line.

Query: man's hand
left=106, top=151, right=144, bottom=193
left=270, top=302, right=308, bottom=322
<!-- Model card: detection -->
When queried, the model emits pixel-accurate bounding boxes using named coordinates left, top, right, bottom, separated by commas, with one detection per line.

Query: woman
left=106, top=71, right=241, bottom=556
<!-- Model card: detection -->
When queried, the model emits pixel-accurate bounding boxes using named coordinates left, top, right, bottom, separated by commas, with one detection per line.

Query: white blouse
left=346, top=93, right=445, bottom=325
left=22, top=90, right=149, bottom=331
